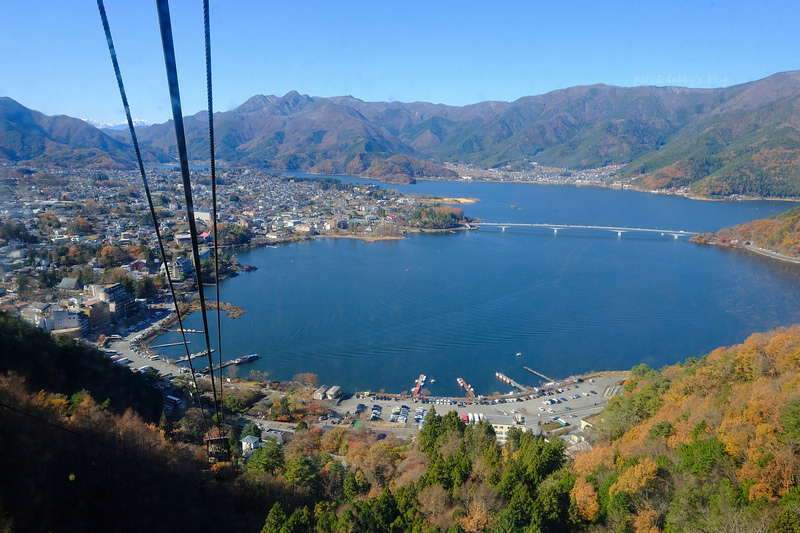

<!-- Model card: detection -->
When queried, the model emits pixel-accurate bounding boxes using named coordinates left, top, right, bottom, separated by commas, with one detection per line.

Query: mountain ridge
left=5, top=70, right=800, bottom=194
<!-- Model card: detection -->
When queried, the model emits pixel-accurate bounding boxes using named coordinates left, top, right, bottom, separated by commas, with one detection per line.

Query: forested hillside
left=570, top=326, right=800, bottom=532
left=2, top=311, right=799, bottom=532
left=693, top=205, right=800, bottom=258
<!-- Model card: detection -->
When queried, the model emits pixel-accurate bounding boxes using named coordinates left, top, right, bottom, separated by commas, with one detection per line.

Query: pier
left=200, top=359, right=236, bottom=374
left=150, top=341, right=190, bottom=348
left=495, top=372, right=528, bottom=391
left=177, top=349, right=214, bottom=362
left=413, top=374, right=426, bottom=397
left=457, top=377, right=476, bottom=399
left=523, top=367, right=553, bottom=382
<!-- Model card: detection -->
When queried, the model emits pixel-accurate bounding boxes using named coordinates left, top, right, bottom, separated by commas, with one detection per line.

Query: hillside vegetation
left=2, top=310, right=800, bottom=532
left=692, top=205, right=800, bottom=258
left=572, top=325, right=800, bottom=531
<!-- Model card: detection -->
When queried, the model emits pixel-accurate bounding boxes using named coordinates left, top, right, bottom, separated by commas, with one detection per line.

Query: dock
left=412, top=374, right=426, bottom=397
left=150, top=341, right=190, bottom=348
left=457, top=377, right=476, bottom=399
left=177, top=349, right=214, bottom=362
left=200, top=359, right=237, bottom=374
left=523, top=367, right=552, bottom=382
left=496, top=372, right=527, bottom=391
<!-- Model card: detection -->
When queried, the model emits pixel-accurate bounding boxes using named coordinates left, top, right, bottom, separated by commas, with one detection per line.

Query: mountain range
left=3, top=70, right=800, bottom=194
left=82, top=118, right=154, bottom=130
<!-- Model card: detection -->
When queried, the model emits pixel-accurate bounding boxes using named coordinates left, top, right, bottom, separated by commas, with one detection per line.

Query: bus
left=165, top=395, right=181, bottom=406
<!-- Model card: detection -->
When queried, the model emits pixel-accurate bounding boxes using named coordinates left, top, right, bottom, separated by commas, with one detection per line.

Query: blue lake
left=155, top=179, right=800, bottom=397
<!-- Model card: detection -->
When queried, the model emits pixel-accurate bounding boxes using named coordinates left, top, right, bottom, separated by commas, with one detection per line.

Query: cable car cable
left=203, top=0, right=226, bottom=428
left=96, top=0, right=209, bottom=436
left=155, top=0, right=222, bottom=431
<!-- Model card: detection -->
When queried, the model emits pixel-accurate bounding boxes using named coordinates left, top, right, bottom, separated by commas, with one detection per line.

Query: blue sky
left=1, top=0, right=797, bottom=124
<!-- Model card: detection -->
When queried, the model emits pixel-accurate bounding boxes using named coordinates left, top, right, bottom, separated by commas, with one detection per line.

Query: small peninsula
left=692, top=205, right=800, bottom=263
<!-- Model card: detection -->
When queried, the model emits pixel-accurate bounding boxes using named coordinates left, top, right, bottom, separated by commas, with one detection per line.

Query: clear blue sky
left=1, top=0, right=797, bottom=124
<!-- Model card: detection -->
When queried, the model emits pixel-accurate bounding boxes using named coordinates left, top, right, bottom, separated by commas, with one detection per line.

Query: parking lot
left=336, top=373, right=627, bottom=430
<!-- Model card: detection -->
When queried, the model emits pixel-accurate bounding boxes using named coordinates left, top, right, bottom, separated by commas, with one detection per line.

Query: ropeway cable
left=96, top=0, right=209, bottom=437
left=203, top=0, right=226, bottom=429
left=155, top=0, right=222, bottom=433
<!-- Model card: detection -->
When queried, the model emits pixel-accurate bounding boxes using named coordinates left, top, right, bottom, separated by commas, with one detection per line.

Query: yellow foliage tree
left=609, top=457, right=658, bottom=497
left=570, top=476, right=599, bottom=521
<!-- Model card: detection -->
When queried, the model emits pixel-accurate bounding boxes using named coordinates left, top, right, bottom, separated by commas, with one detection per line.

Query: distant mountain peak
left=82, top=118, right=153, bottom=130
left=7, top=71, right=800, bottom=195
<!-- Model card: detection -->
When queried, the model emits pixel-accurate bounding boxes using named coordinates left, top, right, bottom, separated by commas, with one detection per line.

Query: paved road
left=744, top=244, right=800, bottom=264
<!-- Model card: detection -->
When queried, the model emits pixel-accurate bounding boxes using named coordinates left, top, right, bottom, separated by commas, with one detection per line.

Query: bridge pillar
left=501, top=226, right=506, bottom=231
left=553, top=228, right=558, bottom=235
left=674, top=234, right=679, bottom=239
left=617, top=231, right=622, bottom=237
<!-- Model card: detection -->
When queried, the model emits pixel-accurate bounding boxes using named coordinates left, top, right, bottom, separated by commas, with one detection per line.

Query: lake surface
left=156, top=179, right=800, bottom=397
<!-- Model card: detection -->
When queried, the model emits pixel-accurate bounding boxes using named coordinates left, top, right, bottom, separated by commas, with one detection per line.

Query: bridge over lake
left=476, top=222, right=698, bottom=238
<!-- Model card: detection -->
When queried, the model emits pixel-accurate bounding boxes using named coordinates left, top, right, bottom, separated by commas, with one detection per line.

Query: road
left=744, top=244, right=800, bottom=264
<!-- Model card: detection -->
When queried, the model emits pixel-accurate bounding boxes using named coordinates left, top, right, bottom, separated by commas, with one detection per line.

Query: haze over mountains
left=3, top=70, right=800, bottom=194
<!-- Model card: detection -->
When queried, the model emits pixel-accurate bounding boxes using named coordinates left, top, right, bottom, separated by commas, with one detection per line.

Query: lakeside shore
left=691, top=234, right=800, bottom=266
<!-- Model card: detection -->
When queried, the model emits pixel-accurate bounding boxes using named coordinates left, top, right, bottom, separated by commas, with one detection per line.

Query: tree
left=66, top=216, right=93, bottom=235
left=284, top=455, right=318, bottom=488
left=609, top=457, right=658, bottom=497
left=99, top=246, right=133, bottom=268
left=142, top=367, right=161, bottom=386
left=247, top=440, right=284, bottom=474
left=281, top=507, right=312, bottom=533
left=16, top=275, right=30, bottom=296
left=37, top=211, right=61, bottom=233
left=0, top=219, right=36, bottom=243
left=261, top=502, right=286, bottom=533
left=134, top=276, right=156, bottom=299
left=220, top=224, right=252, bottom=245
left=101, top=268, right=135, bottom=293
left=292, top=372, right=319, bottom=388
left=419, top=406, right=442, bottom=454
left=222, top=395, right=246, bottom=413
left=571, top=477, right=600, bottom=522
left=241, top=422, right=261, bottom=439
left=78, top=267, right=98, bottom=286
left=781, top=399, right=800, bottom=444
left=270, top=396, right=290, bottom=419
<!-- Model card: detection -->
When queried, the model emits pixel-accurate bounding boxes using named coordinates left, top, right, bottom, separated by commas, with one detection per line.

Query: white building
left=313, top=385, right=328, bottom=400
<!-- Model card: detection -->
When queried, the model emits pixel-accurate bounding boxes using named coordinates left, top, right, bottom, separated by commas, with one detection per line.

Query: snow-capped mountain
left=82, top=118, right=154, bottom=130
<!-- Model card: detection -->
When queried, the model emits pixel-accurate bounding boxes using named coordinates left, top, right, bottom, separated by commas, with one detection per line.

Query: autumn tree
left=571, top=476, right=600, bottom=522
left=66, top=216, right=93, bottom=235
left=292, top=372, right=320, bottom=388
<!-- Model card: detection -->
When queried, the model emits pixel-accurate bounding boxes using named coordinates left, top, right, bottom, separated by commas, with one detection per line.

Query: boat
left=430, top=378, right=436, bottom=384
left=234, top=353, right=259, bottom=365
left=516, top=352, right=522, bottom=357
